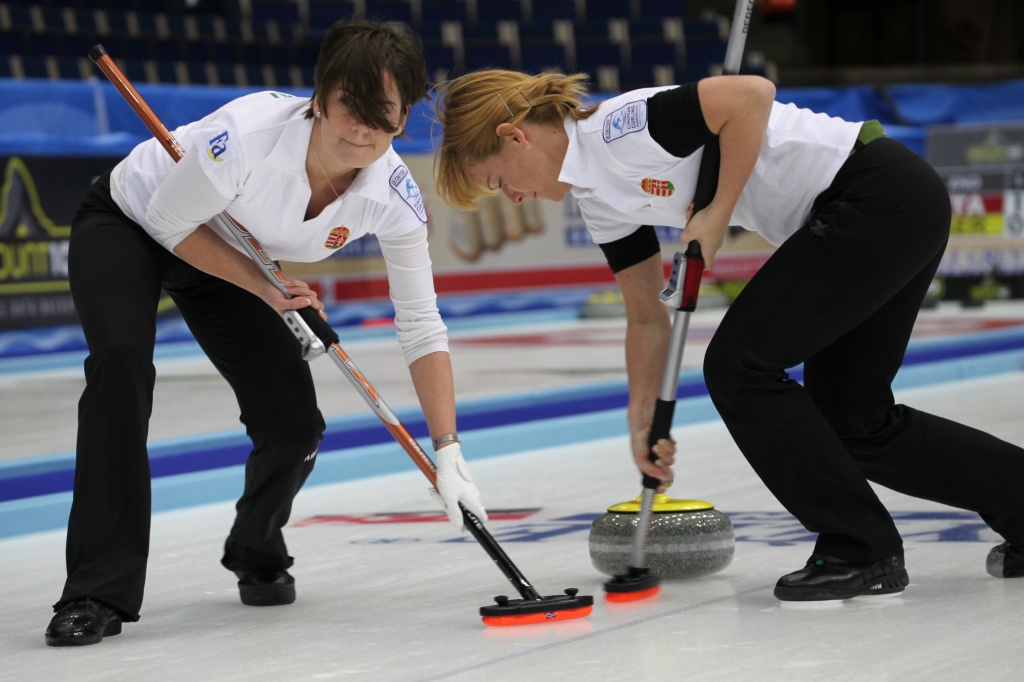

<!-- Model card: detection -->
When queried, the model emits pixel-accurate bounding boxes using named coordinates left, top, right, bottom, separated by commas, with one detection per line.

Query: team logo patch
left=324, top=226, right=350, bottom=249
left=206, top=130, right=232, bottom=162
left=640, top=178, right=675, bottom=197
left=602, top=100, right=648, bottom=142
left=389, top=166, right=428, bottom=223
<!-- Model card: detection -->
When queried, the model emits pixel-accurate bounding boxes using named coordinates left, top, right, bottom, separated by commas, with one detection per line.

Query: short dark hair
left=306, top=19, right=428, bottom=138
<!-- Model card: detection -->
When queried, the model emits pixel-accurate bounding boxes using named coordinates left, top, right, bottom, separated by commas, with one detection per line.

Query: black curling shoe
left=235, top=569, right=296, bottom=606
left=45, top=598, right=123, bottom=647
left=986, top=542, right=1024, bottom=578
left=774, top=551, right=909, bottom=601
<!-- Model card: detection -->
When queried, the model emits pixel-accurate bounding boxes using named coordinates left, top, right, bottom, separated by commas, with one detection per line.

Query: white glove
left=430, top=442, right=487, bottom=531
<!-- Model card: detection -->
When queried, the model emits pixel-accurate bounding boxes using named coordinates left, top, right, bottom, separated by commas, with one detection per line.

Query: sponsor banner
left=0, top=156, right=117, bottom=330
left=930, top=123, right=1024, bottom=279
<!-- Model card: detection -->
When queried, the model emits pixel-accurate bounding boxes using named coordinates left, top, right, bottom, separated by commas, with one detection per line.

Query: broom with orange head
left=88, top=44, right=592, bottom=627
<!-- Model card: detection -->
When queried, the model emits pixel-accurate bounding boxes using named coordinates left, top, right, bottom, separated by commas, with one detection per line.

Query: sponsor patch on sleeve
left=205, top=129, right=236, bottom=163
left=389, top=166, right=428, bottom=223
left=602, top=100, right=648, bottom=143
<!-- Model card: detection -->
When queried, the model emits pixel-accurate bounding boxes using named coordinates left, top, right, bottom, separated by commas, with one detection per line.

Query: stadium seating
left=0, top=0, right=736, bottom=90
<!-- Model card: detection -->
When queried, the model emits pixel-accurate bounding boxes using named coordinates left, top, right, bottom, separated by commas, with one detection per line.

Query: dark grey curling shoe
left=235, top=568, right=296, bottom=606
left=986, top=542, right=1024, bottom=578
left=774, top=551, right=909, bottom=601
left=45, top=598, right=123, bottom=647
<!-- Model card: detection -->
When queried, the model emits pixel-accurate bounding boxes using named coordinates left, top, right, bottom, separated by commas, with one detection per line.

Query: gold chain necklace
left=310, top=124, right=340, bottom=199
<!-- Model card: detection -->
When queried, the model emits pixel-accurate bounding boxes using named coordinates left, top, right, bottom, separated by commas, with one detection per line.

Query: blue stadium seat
left=56, top=57, right=85, bottom=80
left=0, top=55, right=15, bottom=79
left=574, top=41, right=623, bottom=72
left=519, top=42, right=567, bottom=72
left=585, top=0, right=633, bottom=21
left=192, top=15, right=223, bottom=39
left=421, top=0, right=469, bottom=25
left=238, top=61, right=266, bottom=86
left=363, top=1, right=414, bottom=25
left=675, top=64, right=713, bottom=83
left=133, top=11, right=160, bottom=37
left=462, top=43, right=513, bottom=72
left=638, top=0, right=688, bottom=19
left=308, top=1, right=358, bottom=37
left=238, top=42, right=262, bottom=65
left=59, top=33, right=94, bottom=61
left=683, top=18, right=722, bottom=39
left=26, top=32, right=59, bottom=58
left=530, top=0, right=577, bottom=23
left=105, top=11, right=132, bottom=37
left=210, top=41, right=238, bottom=64
left=41, top=6, right=71, bottom=32
left=164, top=13, right=190, bottom=40
left=21, top=55, right=53, bottom=79
left=423, top=42, right=457, bottom=76
left=214, top=60, right=240, bottom=86
left=122, top=58, right=149, bottom=84
left=67, top=8, right=100, bottom=35
left=262, top=42, right=292, bottom=68
left=251, top=1, right=301, bottom=26
left=294, top=64, right=315, bottom=88
left=476, top=0, right=523, bottom=23
left=631, top=40, right=680, bottom=69
left=218, top=16, right=248, bottom=43
left=118, top=36, right=153, bottom=61
left=155, top=59, right=180, bottom=84
left=5, top=4, right=36, bottom=31
left=417, top=21, right=449, bottom=43
left=686, top=38, right=726, bottom=70
left=181, top=39, right=210, bottom=64
left=185, top=60, right=210, bottom=85
left=152, top=37, right=183, bottom=63
left=618, top=65, right=656, bottom=90
left=0, top=29, right=26, bottom=55
left=291, top=42, right=318, bottom=68
left=518, top=22, right=556, bottom=42
left=630, top=17, right=669, bottom=41
left=574, top=19, right=612, bottom=41
left=271, top=62, right=296, bottom=89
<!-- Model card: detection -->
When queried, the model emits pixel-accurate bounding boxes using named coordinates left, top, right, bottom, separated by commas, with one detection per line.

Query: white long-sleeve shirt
left=108, top=90, right=446, bottom=364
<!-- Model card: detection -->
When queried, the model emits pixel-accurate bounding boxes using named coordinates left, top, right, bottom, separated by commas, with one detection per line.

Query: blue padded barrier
left=2, top=78, right=1022, bottom=158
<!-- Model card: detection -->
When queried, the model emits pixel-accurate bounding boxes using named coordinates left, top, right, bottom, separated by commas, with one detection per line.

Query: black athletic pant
left=57, top=173, right=325, bottom=620
left=704, top=138, right=1024, bottom=564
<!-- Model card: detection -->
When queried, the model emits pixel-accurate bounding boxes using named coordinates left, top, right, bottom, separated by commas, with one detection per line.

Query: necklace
left=310, top=126, right=340, bottom=199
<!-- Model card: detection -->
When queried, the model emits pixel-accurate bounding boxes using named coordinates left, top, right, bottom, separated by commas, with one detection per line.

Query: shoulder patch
left=602, top=100, right=648, bottom=143
left=389, top=166, right=427, bottom=223
left=204, top=129, right=236, bottom=163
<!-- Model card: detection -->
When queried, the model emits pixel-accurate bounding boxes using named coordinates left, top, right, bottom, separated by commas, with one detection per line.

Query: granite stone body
left=589, top=508, right=735, bottom=579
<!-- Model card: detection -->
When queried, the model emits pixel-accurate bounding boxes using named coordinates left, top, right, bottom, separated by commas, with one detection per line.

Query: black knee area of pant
left=703, top=334, right=760, bottom=418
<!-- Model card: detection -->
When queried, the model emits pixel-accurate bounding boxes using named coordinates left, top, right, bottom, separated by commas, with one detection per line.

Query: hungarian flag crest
left=640, top=178, right=675, bottom=197
left=324, top=226, right=350, bottom=249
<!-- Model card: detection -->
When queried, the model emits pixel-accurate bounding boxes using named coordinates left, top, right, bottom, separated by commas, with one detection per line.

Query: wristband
left=432, top=433, right=460, bottom=450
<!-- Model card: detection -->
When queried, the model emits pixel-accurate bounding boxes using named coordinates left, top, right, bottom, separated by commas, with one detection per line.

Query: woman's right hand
left=631, top=426, right=677, bottom=493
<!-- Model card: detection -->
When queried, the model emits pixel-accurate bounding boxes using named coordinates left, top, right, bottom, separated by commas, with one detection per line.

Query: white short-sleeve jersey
left=108, top=91, right=444, bottom=365
left=560, top=86, right=862, bottom=247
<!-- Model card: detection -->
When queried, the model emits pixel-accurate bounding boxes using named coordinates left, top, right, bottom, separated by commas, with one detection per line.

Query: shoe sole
left=239, top=584, right=296, bottom=606
left=773, top=569, right=909, bottom=602
left=45, top=620, right=122, bottom=647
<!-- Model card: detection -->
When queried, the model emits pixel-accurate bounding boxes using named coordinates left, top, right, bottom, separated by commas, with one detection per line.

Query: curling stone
left=589, top=494, right=734, bottom=579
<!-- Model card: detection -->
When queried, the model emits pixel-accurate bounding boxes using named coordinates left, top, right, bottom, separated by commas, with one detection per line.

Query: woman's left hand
left=683, top=202, right=731, bottom=269
left=262, top=277, right=328, bottom=320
